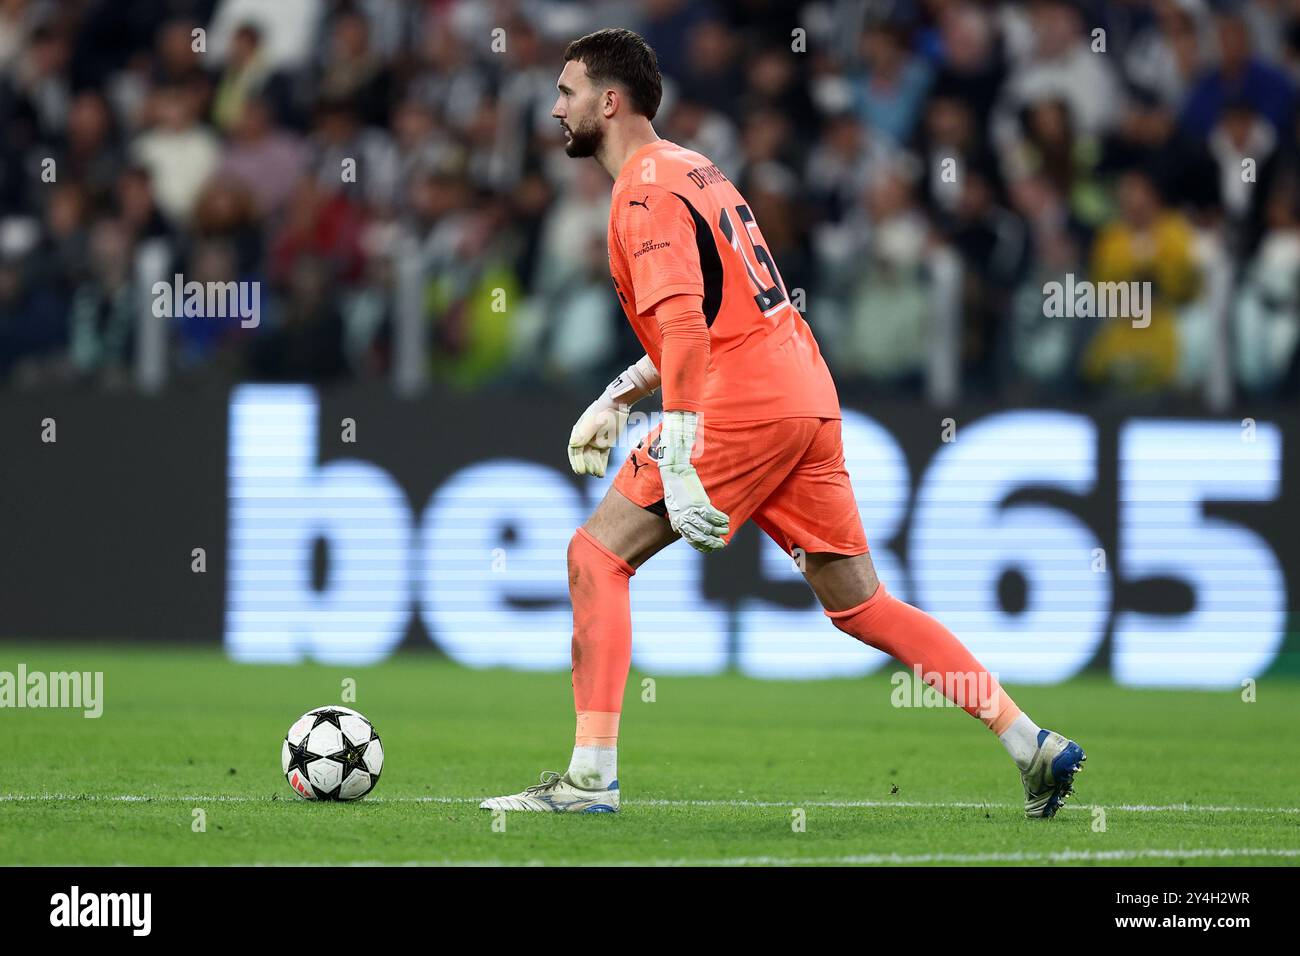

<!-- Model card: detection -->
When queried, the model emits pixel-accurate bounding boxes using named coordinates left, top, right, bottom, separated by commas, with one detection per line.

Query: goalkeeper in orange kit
left=480, top=28, right=1084, bottom=818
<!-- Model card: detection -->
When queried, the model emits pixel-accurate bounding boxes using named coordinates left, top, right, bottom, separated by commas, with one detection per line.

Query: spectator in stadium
left=68, top=218, right=135, bottom=386
left=1003, top=97, right=1109, bottom=236
left=1121, top=0, right=1209, bottom=114
left=994, top=0, right=1121, bottom=147
left=406, top=14, right=489, bottom=136
left=249, top=253, right=347, bottom=383
left=0, top=230, right=67, bottom=386
left=532, top=161, right=609, bottom=310
left=1006, top=172, right=1089, bottom=393
left=825, top=159, right=933, bottom=387
left=390, top=96, right=463, bottom=205
left=0, top=0, right=47, bottom=76
left=640, top=0, right=719, bottom=83
left=537, top=231, right=623, bottom=389
left=211, top=22, right=296, bottom=134
left=1079, top=167, right=1200, bottom=394
left=171, top=239, right=255, bottom=379
left=130, top=83, right=220, bottom=224
left=930, top=0, right=1007, bottom=129
left=1235, top=170, right=1300, bottom=396
left=216, top=96, right=309, bottom=217
left=741, top=44, right=820, bottom=145
left=1105, top=0, right=1220, bottom=226
left=315, top=8, right=393, bottom=130
left=50, top=90, right=124, bottom=213
left=1180, top=7, right=1294, bottom=138
left=805, top=111, right=895, bottom=228
left=8, top=24, right=72, bottom=138
left=1207, top=100, right=1280, bottom=257
left=151, top=18, right=210, bottom=94
left=114, top=164, right=173, bottom=246
left=917, top=91, right=994, bottom=225
left=270, top=173, right=366, bottom=287
left=0, top=75, right=39, bottom=216
left=946, top=159, right=1032, bottom=392
left=425, top=194, right=517, bottom=390
left=488, top=17, right=558, bottom=192
left=30, top=181, right=89, bottom=312
left=189, top=177, right=263, bottom=276
left=307, top=96, right=400, bottom=211
left=676, top=18, right=745, bottom=117
left=734, top=107, right=799, bottom=196
left=853, top=19, right=932, bottom=145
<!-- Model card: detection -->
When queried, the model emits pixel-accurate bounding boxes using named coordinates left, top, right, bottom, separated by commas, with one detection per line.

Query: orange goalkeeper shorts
left=612, top=416, right=870, bottom=556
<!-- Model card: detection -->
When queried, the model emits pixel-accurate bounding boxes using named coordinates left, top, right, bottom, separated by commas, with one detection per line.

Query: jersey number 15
left=718, top=204, right=788, bottom=314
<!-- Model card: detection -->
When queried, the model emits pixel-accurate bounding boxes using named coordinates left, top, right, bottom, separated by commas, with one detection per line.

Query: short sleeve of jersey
left=612, top=184, right=704, bottom=315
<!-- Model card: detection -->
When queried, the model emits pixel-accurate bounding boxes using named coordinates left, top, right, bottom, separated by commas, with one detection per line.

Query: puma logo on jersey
left=628, top=195, right=650, bottom=210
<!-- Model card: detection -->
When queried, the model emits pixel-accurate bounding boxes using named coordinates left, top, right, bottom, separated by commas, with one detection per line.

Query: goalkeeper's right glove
left=658, top=409, right=730, bottom=552
left=567, top=355, right=660, bottom=477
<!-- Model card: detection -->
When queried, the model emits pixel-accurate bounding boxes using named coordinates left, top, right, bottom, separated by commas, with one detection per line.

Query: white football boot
left=1021, top=729, right=1087, bottom=819
left=480, top=770, right=619, bottom=813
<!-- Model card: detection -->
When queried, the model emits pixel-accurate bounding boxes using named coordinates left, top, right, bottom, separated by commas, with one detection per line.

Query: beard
left=562, top=115, right=604, bottom=158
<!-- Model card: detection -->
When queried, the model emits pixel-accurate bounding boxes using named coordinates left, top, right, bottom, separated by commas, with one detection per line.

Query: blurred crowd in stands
left=3, top=0, right=1300, bottom=404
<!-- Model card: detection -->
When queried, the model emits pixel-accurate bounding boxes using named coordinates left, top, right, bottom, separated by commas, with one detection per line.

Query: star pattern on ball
left=337, top=739, right=371, bottom=780
left=310, top=708, right=346, bottom=731
left=285, top=737, right=313, bottom=778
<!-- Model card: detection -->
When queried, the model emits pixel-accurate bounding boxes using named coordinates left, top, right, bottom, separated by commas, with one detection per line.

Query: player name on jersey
left=686, top=162, right=729, bottom=189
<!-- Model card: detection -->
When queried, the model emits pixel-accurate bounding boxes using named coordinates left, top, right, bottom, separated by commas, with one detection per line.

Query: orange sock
left=826, top=582, right=1021, bottom=734
left=568, top=527, right=634, bottom=748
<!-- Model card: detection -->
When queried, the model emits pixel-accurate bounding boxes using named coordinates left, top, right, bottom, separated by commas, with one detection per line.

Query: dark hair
left=563, top=28, right=662, bottom=120
left=233, top=21, right=263, bottom=43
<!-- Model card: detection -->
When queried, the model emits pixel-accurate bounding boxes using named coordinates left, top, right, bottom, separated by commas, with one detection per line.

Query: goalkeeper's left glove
left=659, top=410, right=730, bottom=552
left=568, top=355, right=660, bottom=477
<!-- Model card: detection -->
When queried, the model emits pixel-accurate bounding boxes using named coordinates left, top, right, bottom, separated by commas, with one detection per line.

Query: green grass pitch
left=1, top=644, right=1298, bottom=866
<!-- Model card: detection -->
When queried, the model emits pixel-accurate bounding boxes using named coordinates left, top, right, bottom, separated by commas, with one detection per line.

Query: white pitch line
left=635, top=798, right=1300, bottom=815
left=3, top=793, right=1300, bottom=815
left=224, top=847, right=1300, bottom=867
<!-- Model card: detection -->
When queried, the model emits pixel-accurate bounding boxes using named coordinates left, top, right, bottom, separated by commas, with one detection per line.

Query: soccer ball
left=281, top=706, right=384, bottom=800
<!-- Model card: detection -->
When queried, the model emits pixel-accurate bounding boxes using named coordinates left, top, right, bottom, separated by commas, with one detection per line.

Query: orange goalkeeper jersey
left=607, top=139, right=841, bottom=423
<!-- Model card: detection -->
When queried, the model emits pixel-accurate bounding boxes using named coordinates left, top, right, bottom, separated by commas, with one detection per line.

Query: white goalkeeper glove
left=568, top=355, right=661, bottom=478
left=659, top=410, right=730, bottom=553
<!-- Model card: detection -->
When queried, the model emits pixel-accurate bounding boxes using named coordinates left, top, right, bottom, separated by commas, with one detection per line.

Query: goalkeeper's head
left=553, top=28, right=662, bottom=160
